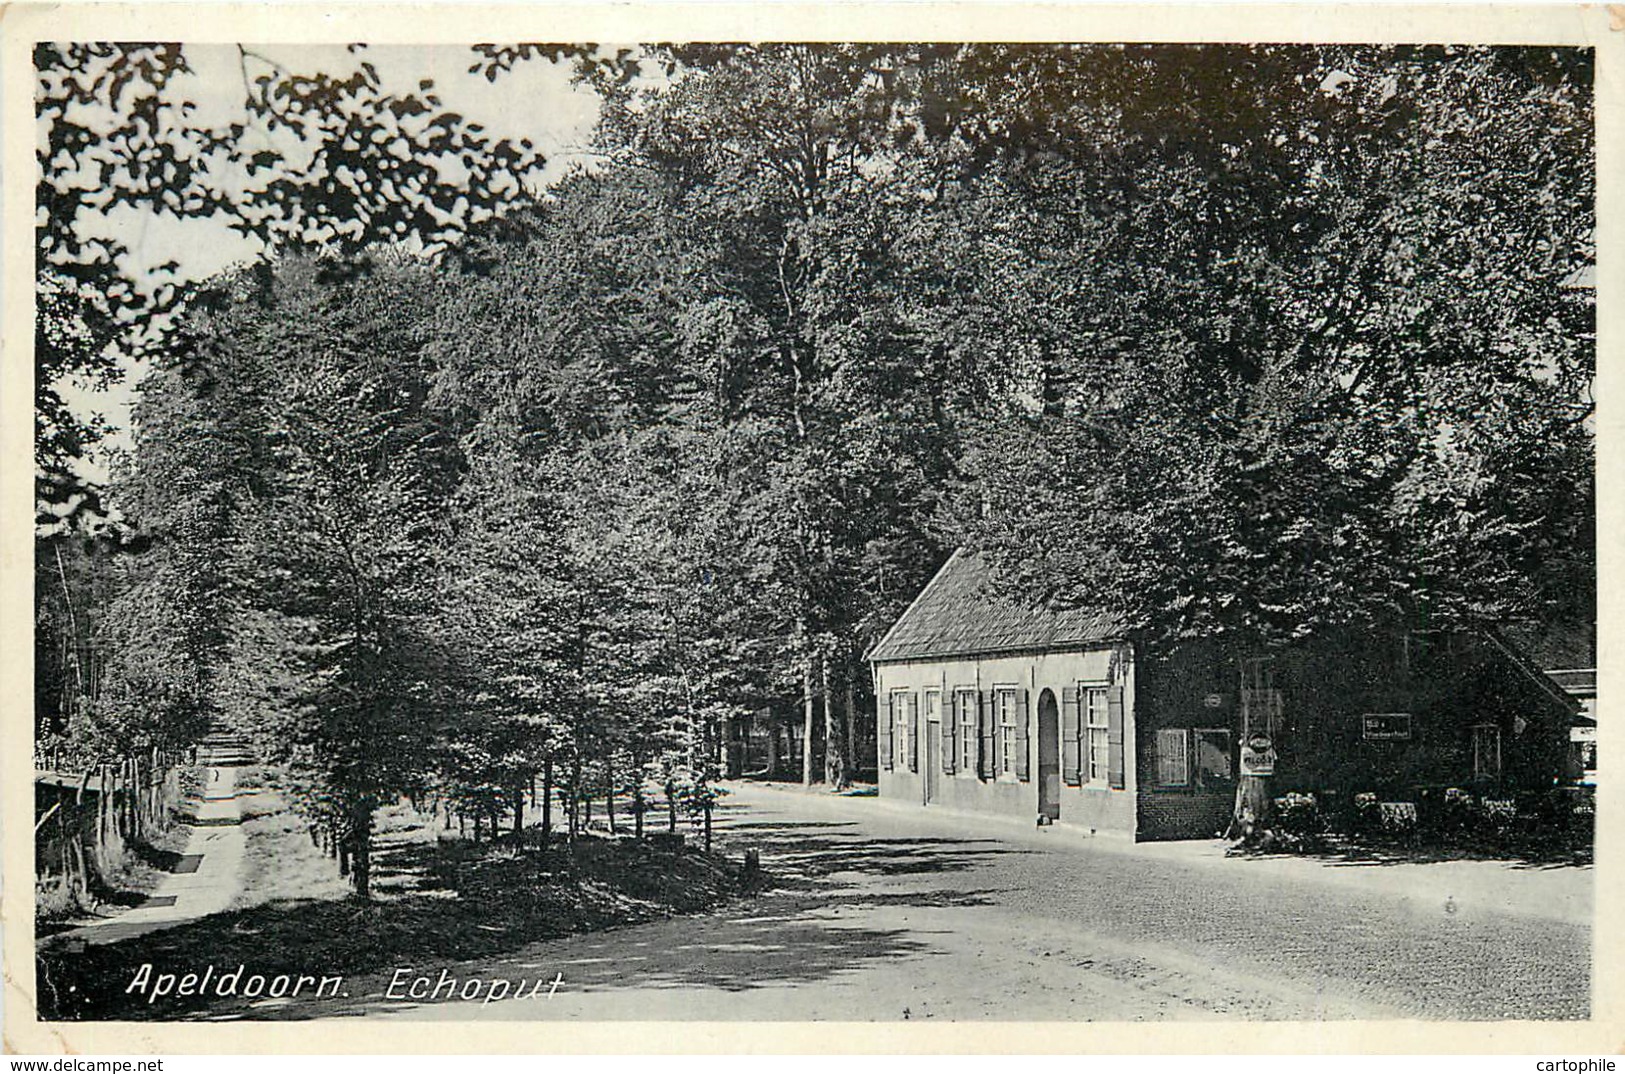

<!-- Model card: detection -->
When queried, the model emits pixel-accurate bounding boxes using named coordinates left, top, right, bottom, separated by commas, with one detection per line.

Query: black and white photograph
left=8, top=2, right=1613, bottom=1051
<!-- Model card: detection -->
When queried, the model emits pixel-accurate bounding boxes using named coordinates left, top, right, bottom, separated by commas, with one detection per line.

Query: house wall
left=872, top=643, right=1138, bottom=837
left=1135, top=643, right=1243, bottom=841
left=1271, top=633, right=1573, bottom=796
left=1133, top=632, right=1576, bottom=839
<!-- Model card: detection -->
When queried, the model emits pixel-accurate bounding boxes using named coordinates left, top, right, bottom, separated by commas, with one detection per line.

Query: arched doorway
left=1037, top=688, right=1060, bottom=821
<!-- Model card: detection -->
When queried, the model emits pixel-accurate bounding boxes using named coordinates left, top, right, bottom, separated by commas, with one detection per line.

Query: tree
left=594, top=44, right=989, bottom=784
left=34, top=42, right=557, bottom=525
left=941, top=46, right=1592, bottom=829
left=133, top=254, right=462, bottom=897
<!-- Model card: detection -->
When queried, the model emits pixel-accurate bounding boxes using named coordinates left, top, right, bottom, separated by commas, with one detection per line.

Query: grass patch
left=232, top=790, right=351, bottom=910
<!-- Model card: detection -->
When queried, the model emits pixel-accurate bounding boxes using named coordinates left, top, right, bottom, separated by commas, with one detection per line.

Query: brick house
left=867, top=550, right=1579, bottom=840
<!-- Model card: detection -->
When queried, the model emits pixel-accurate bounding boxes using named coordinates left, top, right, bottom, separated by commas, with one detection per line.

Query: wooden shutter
left=1157, top=728, right=1188, bottom=786
left=942, top=694, right=956, bottom=774
left=908, top=693, right=920, bottom=772
left=879, top=695, right=894, bottom=771
left=1014, top=689, right=1030, bottom=781
left=1061, top=686, right=1081, bottom=785
left=975, top=692, right=988, bottom=773
left=1107, top=684, right=1126, bottom=789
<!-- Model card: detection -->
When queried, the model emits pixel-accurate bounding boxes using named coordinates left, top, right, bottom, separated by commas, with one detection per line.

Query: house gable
left=867, top=549, right=1124, bottom=665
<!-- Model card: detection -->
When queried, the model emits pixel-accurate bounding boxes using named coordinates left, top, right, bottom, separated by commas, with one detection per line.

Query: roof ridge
left=868, top=547, right=1123, bottom=664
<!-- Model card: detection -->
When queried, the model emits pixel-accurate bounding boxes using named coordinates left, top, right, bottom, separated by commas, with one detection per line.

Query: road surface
left=244, top=781, right=1590, bottom=1022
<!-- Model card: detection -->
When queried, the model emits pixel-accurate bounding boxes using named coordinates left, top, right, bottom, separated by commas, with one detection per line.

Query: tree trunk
left=666, top=781, right=678, bottom=832
left=606, top=752, right=617, bottom=835
left=512, top=784, right=525, bottom=841
left=352, top=802, right=373, bottom=900
left=1228, top=775, right=1273, bottom=841
left=628, top=752, right=644, bottom=841
left=844, top=672, right=856, bottom=780
left=568, top=751, right=581, bottom=845
left=718, top=713, right=734, bottom=778
left=823, top=656, right=847, bottom=789
left=801, top=659, right=816, bottom=786
left=703, top=796, right=713, bottom=854
left=541, top=756, right=553, bottom=856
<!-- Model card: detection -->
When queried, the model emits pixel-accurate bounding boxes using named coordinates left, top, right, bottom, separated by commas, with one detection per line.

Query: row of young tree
left=37, top=44, right=1593, bottom=897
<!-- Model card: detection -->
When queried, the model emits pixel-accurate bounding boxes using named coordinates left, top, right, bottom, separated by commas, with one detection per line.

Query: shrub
left=1437, top=787, right=1477, bottom=835
left=1480, top=797, right=1518, bottom=833
left=1378, top=800, right=1419, bottom=837
left=1273, top=792, right=1325, bottom=835
left=1350, top=791, right=1381, bottom=835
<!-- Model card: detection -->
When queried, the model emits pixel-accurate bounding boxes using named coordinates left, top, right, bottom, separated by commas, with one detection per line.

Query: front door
left=1038, top=688, right=1061, bottom=820
left=925, top=722, right=940, bottom=803
left=924, top=690, right=942, bottom=803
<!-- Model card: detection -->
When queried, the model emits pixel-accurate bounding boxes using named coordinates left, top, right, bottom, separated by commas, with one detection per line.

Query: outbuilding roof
left=867, top=549, right=1124, bottom=664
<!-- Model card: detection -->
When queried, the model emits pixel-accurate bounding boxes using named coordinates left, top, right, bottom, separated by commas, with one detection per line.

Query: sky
left=48, top=43, right=608, bottom=484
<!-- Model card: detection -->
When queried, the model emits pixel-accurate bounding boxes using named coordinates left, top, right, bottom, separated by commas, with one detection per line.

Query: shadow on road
left=38, top=801, right=1023, bottom=1022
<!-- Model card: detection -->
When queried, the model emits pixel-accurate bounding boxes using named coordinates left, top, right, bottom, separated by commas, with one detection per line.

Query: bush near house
left=1235, top=784, right=1594, bottom=861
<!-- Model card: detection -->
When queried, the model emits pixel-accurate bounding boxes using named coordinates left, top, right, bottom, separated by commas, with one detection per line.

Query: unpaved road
left=59, top=766, right=247, bottom=946
left=239, top=782, right=1590, bottom=1022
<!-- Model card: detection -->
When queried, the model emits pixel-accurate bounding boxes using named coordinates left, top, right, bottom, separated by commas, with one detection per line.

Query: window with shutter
left=979, top=690, right=996, bottom=780
left=907, top=692, right=920, bottom=773
left=1157, top=728, right=1189, bottom=787
left=994, top=689, right=1016, bottom=776
left=956, top=689, right=977, bottom=773
left=1014, top=688, right=1030, bottom=781
left=1061, top=686, right=1081, bottom=785
left=890, top=690, right=911, bottom=771
left=879, top=693, right=894, bottom=771
left=1085, top=687, right=1110, bottom=783
left=1107, top=684, right=1126, bottom=789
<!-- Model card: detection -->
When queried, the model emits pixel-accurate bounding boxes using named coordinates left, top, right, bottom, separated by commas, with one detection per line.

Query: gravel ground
left=300, top=783, right=1590, bottom=1022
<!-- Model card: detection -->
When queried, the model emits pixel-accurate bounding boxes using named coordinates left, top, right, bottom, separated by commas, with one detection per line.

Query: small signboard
left=1240, top=735, right=1277, bottom=776
left=1362, top=713, right=1412, bottom=741
left=1202, top=692, right=1224, bottom=709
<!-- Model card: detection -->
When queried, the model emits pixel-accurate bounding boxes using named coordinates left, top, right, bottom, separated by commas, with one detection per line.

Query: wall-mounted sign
left=1240, top=737, right=1277, bottom=776
left=1362, top=713, right=1412, bottom=741
left=1203, top=693, right=1224, bottom=709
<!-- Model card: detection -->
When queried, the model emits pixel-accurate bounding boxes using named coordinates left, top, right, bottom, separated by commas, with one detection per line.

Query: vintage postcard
left=3, top=1, right=1619, bottom=1056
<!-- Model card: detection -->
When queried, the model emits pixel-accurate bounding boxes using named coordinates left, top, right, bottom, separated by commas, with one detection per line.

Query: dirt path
left=59, top=766, right=247, bottom=947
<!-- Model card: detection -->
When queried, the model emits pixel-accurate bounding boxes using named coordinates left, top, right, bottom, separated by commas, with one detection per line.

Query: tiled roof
left=1501, top=622, right=1595, bottom=672
left=867, top=549, right=1124, bottom=664
left=1545, top=668, right=1596, bottom=696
